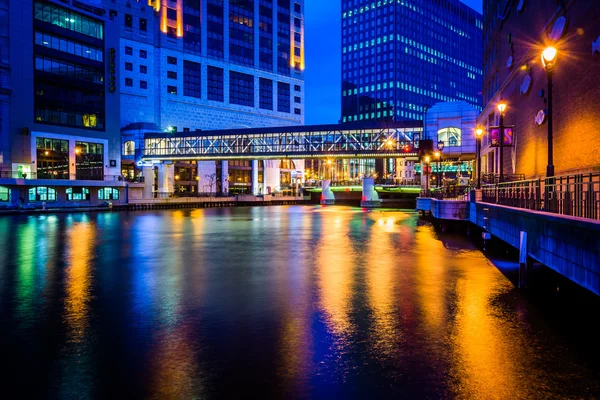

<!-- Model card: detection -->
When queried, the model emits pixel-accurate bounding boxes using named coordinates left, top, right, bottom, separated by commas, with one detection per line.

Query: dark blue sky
left=304, top=0, right=483, bottom=125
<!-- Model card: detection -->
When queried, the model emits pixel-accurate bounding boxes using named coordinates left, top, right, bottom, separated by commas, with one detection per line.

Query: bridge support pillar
left=141, top=166, right=154, bottom=199
left=221, top=161, right=229, bottom=194
left=320, top=179, right=335, bottom=205
left=263, top=160, right=280, bottom=195
left=252, top=160, right=259, bottom=195
left=519, top=231, right=531, bottom=289
left=361, top=177, right=381, bottom=208
left=197, top=161, right=216, bottom=193
left=157, top=162, right=174, bottom=195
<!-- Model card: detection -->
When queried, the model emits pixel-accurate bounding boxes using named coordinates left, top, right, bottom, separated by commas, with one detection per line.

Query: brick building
left=478, top=0, right=600, bottom=179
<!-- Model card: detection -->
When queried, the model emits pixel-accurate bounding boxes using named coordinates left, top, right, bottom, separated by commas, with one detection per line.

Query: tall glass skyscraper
left=341, top=0, right=482, bottom=123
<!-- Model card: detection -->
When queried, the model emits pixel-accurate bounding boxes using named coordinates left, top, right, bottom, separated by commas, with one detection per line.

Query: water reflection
left=450, top=254, right=522, bottom=399
left=59, top=216, right=96, bottom=397
left=365, top=213, right=403, bottom=359
left=316, top=209, right=355, bottom=338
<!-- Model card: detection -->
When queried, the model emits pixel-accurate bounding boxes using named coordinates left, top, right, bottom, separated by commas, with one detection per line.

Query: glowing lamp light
left=425, top=156, right=430, bottom=163
left=475, top=127, right=484, bottom=138
left=541, top=46, right=558, bottom=71
left=75, top=148, right=81, bottom=154
left=497, top=99, right=507, bottom=114
left=44, top=151, right=49, bottom=156
left=434, top=151, right=440, bottom=158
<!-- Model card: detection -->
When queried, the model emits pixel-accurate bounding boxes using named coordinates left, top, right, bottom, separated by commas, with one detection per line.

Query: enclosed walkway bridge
left=139, top=121, right=423, bottom=161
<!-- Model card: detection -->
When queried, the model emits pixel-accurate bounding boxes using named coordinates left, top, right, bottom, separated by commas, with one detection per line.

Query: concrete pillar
left=157, top=162, right=174, bottom=194
left=252, top=160, right=259, bottom=195
left=320, top=179, right=335, bottom=205
left=221, top=160, right=229, bottom=194
left=421, top=161, right=429, bottom=195
left=361, top=177, right=381, bottom=208
left=141, top=166, right=154, bottom=199
left=197, top=161, right=216, bottom=193
left=263, top=160, right=280, bottom=195
left=519, top=231, right=529, bottom=289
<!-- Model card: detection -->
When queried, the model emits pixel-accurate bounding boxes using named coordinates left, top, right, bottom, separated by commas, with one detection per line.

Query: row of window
left=23, top=187, right=119, bottom=202
left=35, top=56, right=104, bottom=85
left=35, top=31, right=103, bottom=62
left=34, top=1, right=104, bottom=40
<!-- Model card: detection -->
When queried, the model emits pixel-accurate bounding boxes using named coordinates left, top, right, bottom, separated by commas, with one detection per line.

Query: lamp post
left=475, top=127, right=483, bottom=189
left=542, top=46, right=557, bottom=178
left=436, top=141, right=444, bottom=189
left=424, top=156, right=430, bottom=196
left=497, top=99, right=507, bottom=183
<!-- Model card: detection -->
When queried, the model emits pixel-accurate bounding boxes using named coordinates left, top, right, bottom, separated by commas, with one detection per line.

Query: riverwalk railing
left=482, top=172, right=600, bottom=220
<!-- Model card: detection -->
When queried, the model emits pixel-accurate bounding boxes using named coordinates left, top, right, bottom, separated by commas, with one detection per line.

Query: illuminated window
left=0, top=186, right=10, bottom=202
left=98, top=188, right=119, bottom=200
left=82, top=114, right=97, bottom=127
left=123, top=140, right=135, bottom=156
left=66, top=187, right=90, bottom=201
left=437, top=127, right=462, bottom=147
left=28, top=187, right=57, bottom=202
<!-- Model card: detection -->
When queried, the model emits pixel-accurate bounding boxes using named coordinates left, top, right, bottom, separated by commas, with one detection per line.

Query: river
left=0, top=206, right=599, bottom=398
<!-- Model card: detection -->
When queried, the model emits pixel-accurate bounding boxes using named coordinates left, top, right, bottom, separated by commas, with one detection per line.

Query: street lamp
left=497, top=99, right=507, bottom=183
left=542, top=46, right=557, bottom=178
left=475, top=127, right=483, bottom=189
left=424, top=156, right=430, bottom=196
left=434, top=150, right=441, bottom=188
left=436, top=141, right=444, bottom=189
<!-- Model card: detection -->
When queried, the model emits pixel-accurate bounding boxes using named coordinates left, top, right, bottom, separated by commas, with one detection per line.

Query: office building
left=1, top=0, right=127, bottom=207
left=106, top=0, right=306, bottom=195
left=341, top=0, right=482, bottom=123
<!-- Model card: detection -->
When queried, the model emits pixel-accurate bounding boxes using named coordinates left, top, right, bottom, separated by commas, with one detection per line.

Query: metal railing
left=157, top=192, right=233, bottom=199
left=481, top=173, right=526, bottom=185
left=424, top=184, right=473, bottom=200
left=481, top=172, right=600, bottom=220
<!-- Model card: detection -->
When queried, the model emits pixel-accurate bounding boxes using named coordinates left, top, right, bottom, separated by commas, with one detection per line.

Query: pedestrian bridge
left=139, top=121, right=423, bottom=161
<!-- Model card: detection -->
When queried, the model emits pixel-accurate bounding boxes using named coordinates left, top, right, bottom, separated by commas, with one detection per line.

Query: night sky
left=304, top=0, right=483, bottom=125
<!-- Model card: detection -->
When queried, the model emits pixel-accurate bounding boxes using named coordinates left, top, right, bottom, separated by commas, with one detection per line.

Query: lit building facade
left=0, top=0, right=127, bottom=208
left=478, top=0, right=600, bottom=179
left=106, top=0, right=306, bottom=195
left=341, top=0, right=483, bottom=123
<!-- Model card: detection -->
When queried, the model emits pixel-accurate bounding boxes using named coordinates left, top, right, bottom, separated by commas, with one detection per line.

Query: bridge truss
left=140, top=122, right=423, bottom=161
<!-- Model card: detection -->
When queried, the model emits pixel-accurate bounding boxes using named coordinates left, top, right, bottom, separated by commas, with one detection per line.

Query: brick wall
left=479, top=0, right=600, bottom=178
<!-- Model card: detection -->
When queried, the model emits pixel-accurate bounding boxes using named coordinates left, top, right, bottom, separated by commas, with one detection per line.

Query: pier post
left=320, top=180, right=335, bottom=205
left=519, top=231, right=529, bottom=288
left=360, top=177, right=381, bottom=208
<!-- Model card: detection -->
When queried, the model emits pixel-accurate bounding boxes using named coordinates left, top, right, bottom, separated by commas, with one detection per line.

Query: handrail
left=480, top=172, right=600, bottom=220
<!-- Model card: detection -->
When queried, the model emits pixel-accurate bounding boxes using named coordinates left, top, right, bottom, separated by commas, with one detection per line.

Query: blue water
left=0, top=206, right=599, bottom=398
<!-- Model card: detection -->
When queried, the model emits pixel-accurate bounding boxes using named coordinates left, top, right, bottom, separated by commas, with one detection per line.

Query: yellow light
left=327, top=160, right=332, bottom=165
left=434, top=151, right=440, bottom=158
left=541, top=46, right=557, bottom=70
left=497, top=100, right=507, bottom=114
left=475, top=127, right=483, bottom=138
left=425, top=156, right=430, bottom=163
left=175, top=175, right=180, bottom=180
left=75, top=148, right=81, bottom=154
left=44, top=151, right=49, bottom=156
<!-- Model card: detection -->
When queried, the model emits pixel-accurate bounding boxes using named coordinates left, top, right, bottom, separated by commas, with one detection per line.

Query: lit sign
left=109, top=48, right=116, bottom=93
left=489, top=126, right=514, bottom=147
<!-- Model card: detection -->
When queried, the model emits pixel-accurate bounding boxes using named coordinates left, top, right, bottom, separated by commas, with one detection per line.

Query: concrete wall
left=470, top=202, right=600, bottom=295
